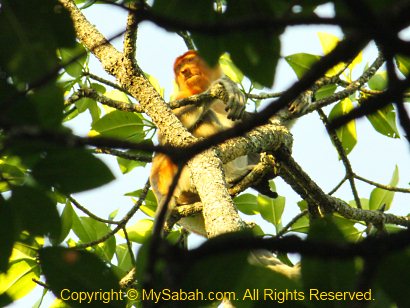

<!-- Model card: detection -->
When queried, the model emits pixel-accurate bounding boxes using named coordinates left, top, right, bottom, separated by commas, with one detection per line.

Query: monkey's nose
left=181, top=68, right=192, bottom=78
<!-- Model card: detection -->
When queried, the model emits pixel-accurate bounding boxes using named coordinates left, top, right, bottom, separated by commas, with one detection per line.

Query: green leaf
left=32, top=148, right=115, bottom=193
left=289, top=215, right=310, bottom=234
left=116, top=145, right=153, bottom=174
left=6, top=84, right=64, bottom=129
left=368, top=71, right=387, bottom=91
left=369, top=166, right=399, bottom=211
left=120, top=219, right=154, bottom=244
left=257, top=194, right=285, bottom=233
left=0, top=202, right=17, bottom=272
left=328, top=98, right=357, bottom=155
left=108, top=209, right=119, bottom=220
left=49, top=298, right=71, bottom=308
left=102, top=90, right=131, bottom=113
left=152, top=0, right=215, bottom=24
left=395, top=55, right=410, bottom=76
left=116, top=244, right=133, bottom=270
left=250, top=224, right=265, bottom=236
left=0, top=163, right=25, bottom=192
left=39, top=247, right=123, bottom=308
left=318, top=32, right=340, bottom=54
left=189, top=1, right=282, bottom=86
left=135, top=239, right=151, bottom=283
left=9, top=186, right=61, bottom=241
left=11, top=234, right=44, bottom=262
left=0, top=259, right=40, bottom=302
left=377, top=249, right=410, bottom=307
left=285, top=53, right=321, bottom=79
left=32, top=85, right=65, bottom=128
left=91, top=110, right=145, bottom=143
left=297, top=200, right=308, bottom=211
left=219, top=53, right=244, bottom=83
left=74, top=97, right=101, bottom=123
left=318, top=32, right=362, bottom=74
left=318, top=32, right=363, bottom=76
left=318, top=32, right=362, bottom=75
left=349, top=198, right=370, bottom=210
left=90, top=82, right=106, bottom=94
left=0, top=293, right=13, bottom=307
left=112, top=244, right=133, bottom=278
left=366, top=104, right=400, bottom=138
left=332, top=216, right=362, bottom=241
left=72, top=216, right=116, bottom=261
left=117, top=157, right=146, bottom=174
left=0, top=0, right=76, bottom=82
left=234, top=193, right=259, bottom=215
left=75, top=97, right=95, bottom=113
left=126, top=189, right=157, bottom=218
left=315, top=84, right=337, bottom=100
left=301, top=217, right=357, bottom=307
left=52, top=202, right=75, bottom=245
left=60, top=43, right=88, bottom=78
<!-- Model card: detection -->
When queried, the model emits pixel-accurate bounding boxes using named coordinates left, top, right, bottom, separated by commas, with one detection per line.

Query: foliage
left=1, top=0, right=410, bottom=307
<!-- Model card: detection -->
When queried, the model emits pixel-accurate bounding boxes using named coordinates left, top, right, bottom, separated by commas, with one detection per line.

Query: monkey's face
left=175, top=53, right=215, bottom=94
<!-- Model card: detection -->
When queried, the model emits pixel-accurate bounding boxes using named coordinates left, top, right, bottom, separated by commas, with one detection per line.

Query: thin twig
left=308, top=53, right=385, bottom=113
left=354, top=174, right=410, bottom=193
left=32, top=278, right=50, bottom=289
left=70, top=87, right=144, bottom=113
left=95, top=147, right=152, bottom=162
left=74, top=180, right=150, bottom=249
left=83, top=72, right=131, bottom=95
left=122, top=227, right=137, bottom=267
left=317, top=109, right=362, bottom=209
left=68, top=195, right=121, bottom=224
left=276, top=210, right=308, bottom=238
left=328, top=176, right=348, bottom=195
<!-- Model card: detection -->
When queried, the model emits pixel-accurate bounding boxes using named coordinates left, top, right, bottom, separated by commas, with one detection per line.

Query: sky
left=10, top=2, right=410, bottom=307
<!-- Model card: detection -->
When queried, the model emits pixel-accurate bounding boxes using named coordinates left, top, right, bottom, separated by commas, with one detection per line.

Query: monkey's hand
left=288, top=90, right=312, bottom=115
left=274, top=90, right=312, bottom=127
left=213, top=75, right=246, bottom=120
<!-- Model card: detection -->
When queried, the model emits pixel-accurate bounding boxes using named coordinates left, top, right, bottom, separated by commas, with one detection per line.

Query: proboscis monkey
left=149, top=51, right=306, bottom=285
left=150, top=50, right=254, bottom=235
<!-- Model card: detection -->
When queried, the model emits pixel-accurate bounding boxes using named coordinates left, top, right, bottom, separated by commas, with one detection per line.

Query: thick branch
left=279, top=153, right=410, bottom=227
left=188, top=150, right=244, bottom=238
left=59, top=0, right=123, bottom=74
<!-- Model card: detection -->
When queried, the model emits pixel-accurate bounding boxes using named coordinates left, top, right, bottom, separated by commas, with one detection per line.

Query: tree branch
left=354, top=174, right=410, bottom=193
left=317, top=109, right=362, bottom=209
left=278, top=153, right=410, bottom=227
left=307, top=53, right=385, bottom=114
left=67, top=87, right=144, bottom=113
left=74, top=180, right=150, bottom=249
